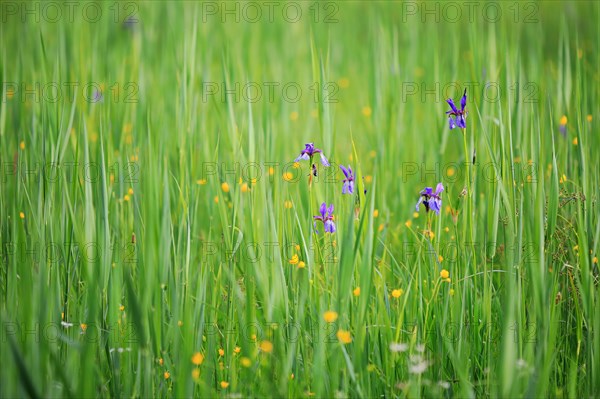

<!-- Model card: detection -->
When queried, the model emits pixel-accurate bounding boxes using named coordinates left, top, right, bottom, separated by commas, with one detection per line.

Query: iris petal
left=435, top=183, right=444, bottom=195
left=460, top=89, right=467, bottom=111
left=319, top=202, right=327, bottom=218
left=320, top=153, right=330, bottom=167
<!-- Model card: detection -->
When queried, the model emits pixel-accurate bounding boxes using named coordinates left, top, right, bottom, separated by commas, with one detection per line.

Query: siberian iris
left=339, top=165, right=354, bottom=194
left=446, top=89, right=467, bottom=129
left=415, top=183, right=444, bottom=215
left=314, top=202, right=336, bottom=233
left=294, top=143, right=330, bottom=166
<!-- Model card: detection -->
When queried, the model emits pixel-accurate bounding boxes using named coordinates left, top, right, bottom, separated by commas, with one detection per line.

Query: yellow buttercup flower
left=192, top=368, right=200, bottom=380
left=192, top=352, right=204, bottom=365
left=297, top=261, right=306, bottom=269
left=240, top=357, right=251, bottom=367
left=353, top=287, right=361, bottom=296
left=259, top=340, right=273, bottom=353
left=164, top=371, right=170, bottom=379
left=337, top=330, right=352, bottom=344
left=440, top=269, right=450, bottom=279
left=220, top=381, right=229, bottom=389
left=221, top=182, right=230, bottom=192
left=391, top=289, right=404, bottom=298
left=559, top=115, right=567, bottom=125
left=218, top=348, right=225, bottom=357
left=289, top=254, right=299, bottom=265
left=323, top=311, right=338, bottom=323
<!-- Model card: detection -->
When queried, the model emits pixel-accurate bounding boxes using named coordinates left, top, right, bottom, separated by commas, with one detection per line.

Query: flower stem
left=462, top=128, right=474, bottom=265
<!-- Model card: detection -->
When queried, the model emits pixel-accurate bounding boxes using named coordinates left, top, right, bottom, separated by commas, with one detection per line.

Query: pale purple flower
left=339, top=165, right=354, bottom=194
left=415, top=183, right=444, bottom=215
left=446, top=89, right=467, bottom=129
left=294, top=143, right=330, bottom=166
left=313, top=202, right=336, bottom=233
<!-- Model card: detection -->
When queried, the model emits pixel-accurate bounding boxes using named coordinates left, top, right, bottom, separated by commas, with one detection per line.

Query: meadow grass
left=1, top=1, right=599, bottom=398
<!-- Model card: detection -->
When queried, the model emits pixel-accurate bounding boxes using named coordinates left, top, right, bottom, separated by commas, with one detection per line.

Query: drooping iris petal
left=295, top=153, right=310, bottom=162
left=448, top=116, right=456, bottom=130
left=415, top=196, right=424, bottom=212
left=324, top=220, right=336, bottom=233
left=347, top=180, right=354, bottom=194
left=320, top=153, right=330, bottom=167
left=457, top=115, right=466, bottom=129
left=460, top=89, right=467, bottom=111
left=429, top=198, right=442, bottom=214
left=342, top=181, right=350, bottom=194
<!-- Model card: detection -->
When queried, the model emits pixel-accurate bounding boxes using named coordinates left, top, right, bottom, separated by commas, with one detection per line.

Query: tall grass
left=1, top=1, right=598, bottom=397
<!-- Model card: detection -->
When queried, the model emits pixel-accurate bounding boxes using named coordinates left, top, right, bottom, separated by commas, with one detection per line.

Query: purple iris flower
left=294, top=143, right=330, bottom=167
left=339, top=165, right=354, bottom=194
left=313, top=202, right=336, bottom=233
left=446, top=89, right=467, bottom=129
left=415, top=183, right=444, bottom=215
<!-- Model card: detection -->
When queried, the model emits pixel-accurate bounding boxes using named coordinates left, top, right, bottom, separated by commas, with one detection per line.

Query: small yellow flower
left=250, top=334, right=257, bottom=341
left=353, top=287, right=361, bottom=296
left=218, top=348, right=225, bottom=357
left=164, top=371, right=170, bottom=379
left=438, top=255, right=444, bottom=263
left=559, top=115, right=567, bottom=125
left=378, top=223, right=384, bottom=232
left=124, top=195, right=130, bottom=202
left=19, top=212, right=25, bottom=219
left=444, top=227, right=450, bottom=233
left=234, top=346, right=241, bottom=354
left=269, top=167, right=275, bottom=175
left=80, top=323, right=88, bottom=332
left=283, top=172, right=294, bottom=181
left=573, top=245, right=579, bottom=251
left=220, top=381, right=229, bottom=389
left=572, top=137, right=578, bottom=145
left=446, top=167, right=455, bottom=177
left=295, top=244, right=300, bottom=251
left=290, top=111, right=299, bottom=121
left=289, top=254, right=299, bottom=265
left=178, top=320, right=183, bottom=327
left=259, top=340, right=273, bottom=353
left=297, top=261, right=306, bottom=269
left=19, top=141, right=25, bottom=150
left=119, top=305, right=125, bottom=311
left=192, top=368, right=200, bottom=380
left=587, top=114, right=593, bottom=122
left=593, top=257, right=598, bottom=264
left=391, top=289, right=404, bottom=298
left=373, top=209, right=379, bottom=218
left=192, top=352, right=204, bottom=365
left=362, top=106, right=372, bottom=117
left=221, top=182, right=230, bottom=192
left=214, top=196, right=219, bottom=203
left=158, top=358, right=164, bottom=366
left=128, top=188, right=134, bottom=195
left=405, top=220, right=412, bottom=228
left=559, top=174, right=567, bottom=184
left=413, top=212, right=419, bottom=218
left=440, top=269, right=450, bottom=279
left=364, top=175, right=373, bottom=183
left=369, top=150, right=377, bottom=158
left=337, top=330, right=352, bottom=344
left=241, top=183, right=250, bottom=193
left=323, top=311, right=338, bottom=323
left=284, top=200, right=293, bottom=209
left=338, top=77, right=350, bottom=88
left=444, top=278, right=451, bottom=283
left=449, top=289, right=455, bottom=296
left=240, top=357, right=251, bottom=367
